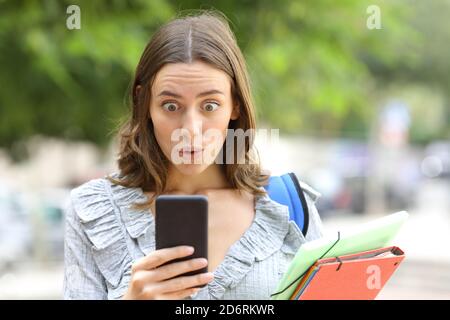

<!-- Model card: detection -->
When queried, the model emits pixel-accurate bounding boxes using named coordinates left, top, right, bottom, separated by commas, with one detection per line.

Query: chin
left=173, top=163, right=210, bottom=176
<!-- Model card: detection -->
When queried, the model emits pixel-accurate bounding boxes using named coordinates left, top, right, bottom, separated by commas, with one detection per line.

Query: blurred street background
left=0, top=0, right=449, bottom=299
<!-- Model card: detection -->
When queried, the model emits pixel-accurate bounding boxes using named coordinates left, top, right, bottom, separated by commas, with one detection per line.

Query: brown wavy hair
left=107, top=10, right=270, bottom=209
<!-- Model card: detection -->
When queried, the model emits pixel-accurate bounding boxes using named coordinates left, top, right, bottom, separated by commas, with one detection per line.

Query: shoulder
left=287, top=172, right=322, bottom=219
left=299, top=180, right=322, bottom=204
left=295, top=177, right=324, bottom=242
left=67, top=172, right=151, bottom=246
left=70, top=176, right=109, bottom=201
left=280, top=174, right=324, bottom=252
left=69, top=171, right=139, bottom=220
left=69, top=176, right=114, bottom=223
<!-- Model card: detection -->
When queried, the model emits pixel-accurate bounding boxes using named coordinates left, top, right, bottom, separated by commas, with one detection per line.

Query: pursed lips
left=178, top=146, right=204, bottom=156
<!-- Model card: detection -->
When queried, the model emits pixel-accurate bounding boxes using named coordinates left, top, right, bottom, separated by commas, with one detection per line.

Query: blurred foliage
left=0, top=0, right=448, bottom=160
left=0, top=0, right=173, bottom=160
left=368, top=0, right=450, bottom=144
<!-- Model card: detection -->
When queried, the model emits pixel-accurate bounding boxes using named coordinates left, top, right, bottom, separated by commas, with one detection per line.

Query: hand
left=122, top=246, right=214, bottom=300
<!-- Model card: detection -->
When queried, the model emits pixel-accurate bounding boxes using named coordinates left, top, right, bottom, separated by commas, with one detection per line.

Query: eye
left=161, top=102, right=179, bottom=112
left=203, top=101, right=220, bottom=112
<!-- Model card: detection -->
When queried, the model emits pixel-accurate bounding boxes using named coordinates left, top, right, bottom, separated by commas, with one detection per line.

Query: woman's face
left=149, top=60, right=239, bottom=176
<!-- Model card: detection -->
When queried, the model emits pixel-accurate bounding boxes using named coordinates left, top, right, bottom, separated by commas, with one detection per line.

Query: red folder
left=291, top=246, right=405, bottom=300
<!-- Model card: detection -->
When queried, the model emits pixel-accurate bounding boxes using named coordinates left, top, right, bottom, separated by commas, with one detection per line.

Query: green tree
left=1, top=0, right=446, bottom=161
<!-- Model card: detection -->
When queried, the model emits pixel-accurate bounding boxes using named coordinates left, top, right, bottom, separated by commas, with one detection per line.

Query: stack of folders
left=290, top=246, right=405, bottom=300
left=271, top=211, right=409, bottom=300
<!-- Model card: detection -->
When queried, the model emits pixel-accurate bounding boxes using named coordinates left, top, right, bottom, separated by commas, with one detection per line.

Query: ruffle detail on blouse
left=107, top=172, right=155, bottom=255
left=206, top=189, right=301, bottom=300
left=70, top=177, right=133, bottom=290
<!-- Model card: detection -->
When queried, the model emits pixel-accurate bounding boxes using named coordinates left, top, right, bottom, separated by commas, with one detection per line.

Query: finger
left=154, top=272, right=214, bottom=294
left=151, top=258, right=208, bottom=282
left=129, top=258, right=207, bottom=286
left=133, top=246, right=194, bottom=271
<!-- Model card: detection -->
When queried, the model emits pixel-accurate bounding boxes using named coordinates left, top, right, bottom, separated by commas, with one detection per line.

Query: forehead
left=152, top=61, right=231, bottom=93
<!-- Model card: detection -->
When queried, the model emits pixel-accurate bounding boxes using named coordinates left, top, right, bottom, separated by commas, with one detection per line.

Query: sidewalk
left=0, top=262, right=63, bottom=299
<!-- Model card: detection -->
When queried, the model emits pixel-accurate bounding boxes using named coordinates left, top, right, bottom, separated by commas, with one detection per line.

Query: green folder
left=271, top=211, right=409, bottom=300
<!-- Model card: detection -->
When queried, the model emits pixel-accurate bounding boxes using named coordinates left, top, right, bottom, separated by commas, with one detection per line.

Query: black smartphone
left=155, top=195, right=208, bottom=281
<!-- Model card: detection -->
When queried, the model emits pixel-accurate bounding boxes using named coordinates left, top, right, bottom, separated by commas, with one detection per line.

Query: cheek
left=151, top=113, right=176, bottom=152
left=205, top=108, right=233, bottom=133
left=202, top=118, right=231, bottom=149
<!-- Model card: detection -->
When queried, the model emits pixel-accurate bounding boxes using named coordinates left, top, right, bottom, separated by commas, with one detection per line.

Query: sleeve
left=300, top=181, right=325, bottom=242
left=63, top=194, right=108, bottom=300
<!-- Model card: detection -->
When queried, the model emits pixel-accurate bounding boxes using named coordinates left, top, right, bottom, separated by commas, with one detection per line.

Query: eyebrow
left=157, top=89, right=225, bottom=98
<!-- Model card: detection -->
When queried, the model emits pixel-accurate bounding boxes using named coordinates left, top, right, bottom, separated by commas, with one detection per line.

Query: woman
left=63, top=10, right=324, bottom=300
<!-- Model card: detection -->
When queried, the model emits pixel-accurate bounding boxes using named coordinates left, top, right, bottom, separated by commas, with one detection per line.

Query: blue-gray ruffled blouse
left=63, top=172, right=324, bottom=300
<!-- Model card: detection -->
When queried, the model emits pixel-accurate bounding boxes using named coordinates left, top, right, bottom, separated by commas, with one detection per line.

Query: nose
left=181, top=108, right=203, bottom=142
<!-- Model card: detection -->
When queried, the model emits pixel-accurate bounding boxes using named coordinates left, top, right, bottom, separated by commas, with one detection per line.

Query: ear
left=230, top=102, right=240, bottom=120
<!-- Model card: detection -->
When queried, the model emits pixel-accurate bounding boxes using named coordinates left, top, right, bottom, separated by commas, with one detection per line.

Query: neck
left=165, top=164, right=231, bottom=194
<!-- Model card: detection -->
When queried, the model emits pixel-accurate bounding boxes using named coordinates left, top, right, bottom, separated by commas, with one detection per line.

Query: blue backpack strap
left=263, top=172, right=309, bottom=236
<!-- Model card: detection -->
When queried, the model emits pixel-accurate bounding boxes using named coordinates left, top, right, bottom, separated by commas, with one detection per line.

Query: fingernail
left=186, top=246, right=194, bottom=254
